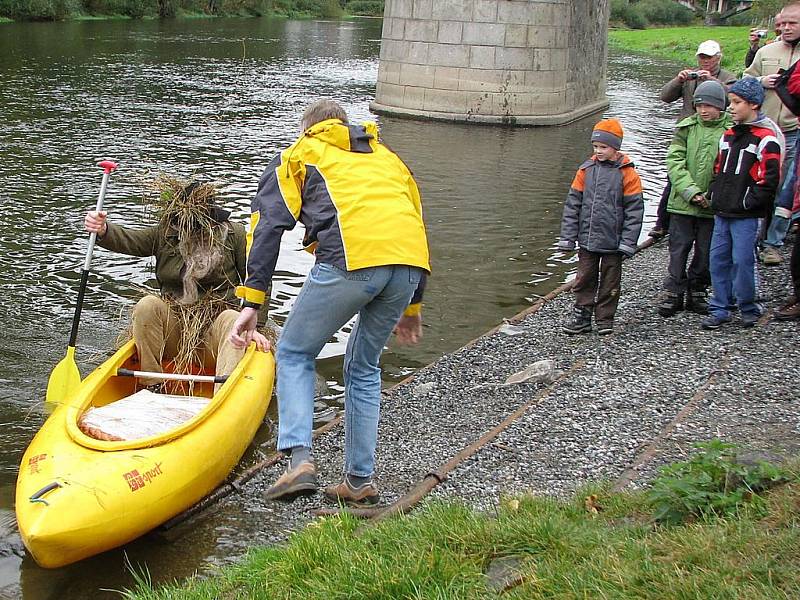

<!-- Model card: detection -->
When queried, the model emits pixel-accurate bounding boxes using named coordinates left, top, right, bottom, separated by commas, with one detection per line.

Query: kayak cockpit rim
left=64, top=339, right=258, bottom=452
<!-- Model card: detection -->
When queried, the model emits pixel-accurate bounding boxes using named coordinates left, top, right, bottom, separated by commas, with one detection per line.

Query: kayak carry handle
left=116, top=369, right=228, bottom=384
left=30, top=482, right=62, bottom=506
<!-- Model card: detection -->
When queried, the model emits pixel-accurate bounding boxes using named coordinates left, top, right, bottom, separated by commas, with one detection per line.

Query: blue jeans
left=765, top=130, right=799, bottom=248
left=708, top=216, right=762, bottom=319
left=275, top=262, right=421, bottom=477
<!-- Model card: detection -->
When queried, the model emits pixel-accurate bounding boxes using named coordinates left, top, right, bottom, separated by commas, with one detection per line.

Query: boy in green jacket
left=658, top=80, right=733, bottom=317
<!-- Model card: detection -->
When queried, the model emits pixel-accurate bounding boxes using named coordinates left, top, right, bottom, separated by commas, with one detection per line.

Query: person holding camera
left=660, top=40, right=736, bottom=121
left=746, top=12, right=783, bottom=69
left=650, top=40, right=737, bottom=239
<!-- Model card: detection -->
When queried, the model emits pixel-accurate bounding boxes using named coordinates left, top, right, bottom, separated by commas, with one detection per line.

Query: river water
left=0, top=17, right=684, bottom=598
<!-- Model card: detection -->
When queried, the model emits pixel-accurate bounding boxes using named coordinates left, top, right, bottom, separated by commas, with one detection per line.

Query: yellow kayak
left=15, top=339, right=274, bottom=568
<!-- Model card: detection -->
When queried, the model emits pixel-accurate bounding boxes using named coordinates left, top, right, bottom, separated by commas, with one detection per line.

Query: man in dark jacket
left=702, top=78, right=784, bottom=330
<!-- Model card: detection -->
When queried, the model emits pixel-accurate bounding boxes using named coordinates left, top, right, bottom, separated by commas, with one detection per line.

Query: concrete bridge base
left=372, top=0, right=610, bottom=126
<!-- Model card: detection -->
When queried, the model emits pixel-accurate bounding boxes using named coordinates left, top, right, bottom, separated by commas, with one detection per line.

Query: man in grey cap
left=651, top=40, right=737, bottom=239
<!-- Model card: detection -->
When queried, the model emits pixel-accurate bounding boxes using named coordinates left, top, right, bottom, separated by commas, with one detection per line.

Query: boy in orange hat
left=558, top=118, right=644, bottom=335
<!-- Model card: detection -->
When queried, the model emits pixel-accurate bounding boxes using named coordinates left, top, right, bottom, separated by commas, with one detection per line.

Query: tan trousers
left=131, top=295, right=244, bottom=387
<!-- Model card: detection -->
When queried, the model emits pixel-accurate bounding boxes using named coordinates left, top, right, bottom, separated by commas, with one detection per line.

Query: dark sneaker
left=658, top=293, right=684, bottom=317
left=563, top=307, right=592, bottom=335
left=700, top=314, right=732, bottom=330
left=262, top=461, right=318, bottom=501
left=775, top=297, right=800, bottom=321
left=596, top=321, right=614, bottom=335
left=741, top=313, right=761, bottom=328
left=648, top=227, right=666, bottom=239
left=686, top=291, right=709, bottom=315
left=324, top=478, right=380, bottom=508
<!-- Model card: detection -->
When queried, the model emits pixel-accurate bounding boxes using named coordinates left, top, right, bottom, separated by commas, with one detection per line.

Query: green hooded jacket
left=666, top=111, right=733, bottom=218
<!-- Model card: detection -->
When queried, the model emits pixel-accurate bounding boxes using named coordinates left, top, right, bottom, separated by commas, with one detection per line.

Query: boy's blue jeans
left=708, top=216, right=761, bottom=319
left=275, top=262, right=421, bottom=478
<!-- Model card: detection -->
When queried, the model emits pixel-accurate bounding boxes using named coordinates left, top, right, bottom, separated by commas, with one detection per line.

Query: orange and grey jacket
left=237, top=118, right=431, bottom=315
left=558, top=153, right=644, bottom=257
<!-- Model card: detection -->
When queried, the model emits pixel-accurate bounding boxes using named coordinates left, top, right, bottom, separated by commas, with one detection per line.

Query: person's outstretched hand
left=85, top=210, right=108, bottom=236
left=230, top=307, right=262, bottom=349
left=394, top=314, right=422, bottom=345
left=251, top=330, right=271, bottom=352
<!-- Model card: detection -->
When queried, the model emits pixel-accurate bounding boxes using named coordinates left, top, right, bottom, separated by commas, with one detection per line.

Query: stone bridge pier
left=371, top=0, right=610, bottom=126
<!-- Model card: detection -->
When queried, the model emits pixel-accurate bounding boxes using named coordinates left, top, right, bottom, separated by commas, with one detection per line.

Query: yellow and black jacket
left=237, top=118, right=430, bottom=314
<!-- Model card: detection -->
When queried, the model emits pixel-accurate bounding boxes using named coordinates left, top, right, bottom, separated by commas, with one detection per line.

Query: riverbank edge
left=131, top=229, right=800, bottom=598
left=0, top=9, right=378, bottom=23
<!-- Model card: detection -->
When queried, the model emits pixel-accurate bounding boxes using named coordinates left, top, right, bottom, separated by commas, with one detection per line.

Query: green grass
left=609, top=26, right=770, bottom=74
left=123, top=478, right=800, bottom=599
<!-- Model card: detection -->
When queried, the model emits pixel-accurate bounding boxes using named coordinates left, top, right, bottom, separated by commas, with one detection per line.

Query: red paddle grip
left=97, top=160, right=118, bottom=174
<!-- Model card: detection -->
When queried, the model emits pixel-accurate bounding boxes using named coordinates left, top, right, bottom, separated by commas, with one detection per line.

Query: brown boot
left=775, top=297, right=800, bottom=321
left=323, top=478, right=380, bottom=507
left=262, top=461, right=318, bottom=501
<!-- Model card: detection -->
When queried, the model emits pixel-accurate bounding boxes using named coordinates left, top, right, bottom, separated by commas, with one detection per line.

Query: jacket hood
left=303, top=118, right=379, bottom=153
left=738, top=112, right=786, bottom=155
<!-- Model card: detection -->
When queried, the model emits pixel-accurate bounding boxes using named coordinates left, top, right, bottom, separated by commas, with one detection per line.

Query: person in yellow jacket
left=229, top=99, right=430, bottom=506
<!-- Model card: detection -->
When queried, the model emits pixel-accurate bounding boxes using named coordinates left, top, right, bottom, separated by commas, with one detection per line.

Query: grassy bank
left=609, top=26, right=767, bottom=73
left=124, top=445, right=800, bottom=599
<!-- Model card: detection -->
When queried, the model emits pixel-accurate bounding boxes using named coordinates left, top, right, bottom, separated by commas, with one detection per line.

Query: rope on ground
left=313, top=361, right=586, bottom=523
left=610, top=355, right=732, bottom=492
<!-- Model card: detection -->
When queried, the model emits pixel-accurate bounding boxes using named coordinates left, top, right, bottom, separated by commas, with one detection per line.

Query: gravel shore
left=240, top=237, right=798, bottom=540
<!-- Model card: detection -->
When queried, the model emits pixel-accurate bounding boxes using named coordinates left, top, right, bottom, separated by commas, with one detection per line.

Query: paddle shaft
left=117, top=369, right=229, bottom=384
left=67, top=165, right=115, bottom=348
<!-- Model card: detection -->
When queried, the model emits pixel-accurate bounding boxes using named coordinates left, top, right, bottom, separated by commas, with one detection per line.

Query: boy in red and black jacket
left=703, top=77, right=785, bottom=330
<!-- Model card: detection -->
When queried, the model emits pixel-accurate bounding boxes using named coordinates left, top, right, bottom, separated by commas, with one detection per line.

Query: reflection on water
left=0, top=16, right=681, bottom=598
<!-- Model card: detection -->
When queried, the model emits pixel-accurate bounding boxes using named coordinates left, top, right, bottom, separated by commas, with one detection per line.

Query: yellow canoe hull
left=15, top=340, right=274, bottom=568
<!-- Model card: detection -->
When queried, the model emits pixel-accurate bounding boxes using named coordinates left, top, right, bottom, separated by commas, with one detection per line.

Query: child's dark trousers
left=665, top=213, right=714, bottom=294
left=573, top=249, right=623, bottom=323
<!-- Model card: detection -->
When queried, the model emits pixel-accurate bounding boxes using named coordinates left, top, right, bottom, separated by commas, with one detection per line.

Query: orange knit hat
left=591, top=118, right=624, bottom=150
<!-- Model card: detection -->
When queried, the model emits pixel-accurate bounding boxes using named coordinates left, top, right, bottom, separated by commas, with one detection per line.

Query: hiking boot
left=775, top=297, right=800, bottom=321
left=596, top=321, right=614, bottom=335
left=686, top=291, right=709, bottom=315
left=262, top=461, right=318, bottom=501
left=700, top=314, right=732, bottom=330
left=562, top=307, right=592, bottom=335
left=759, top=246, right=783, bottom=265
left=323, top=478, right=380, bottom=508
left=648, top=227, right=666, bottom=239
left=657, top=293, right=684, bottom=317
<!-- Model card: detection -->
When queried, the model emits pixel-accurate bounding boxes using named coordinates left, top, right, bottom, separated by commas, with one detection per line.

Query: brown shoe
left=323, top=478, right=380, bottom=507
left=759, top=246, right=783, bottom=266
left=262, top=461, right=318, bottom=501
left=775, top=297, right=800, bottom=321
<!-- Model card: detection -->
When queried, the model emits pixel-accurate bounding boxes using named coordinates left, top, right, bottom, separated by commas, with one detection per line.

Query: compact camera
left=757, top=29, right=768, bottom=39
left=687, top=72, right=700, bottom=79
